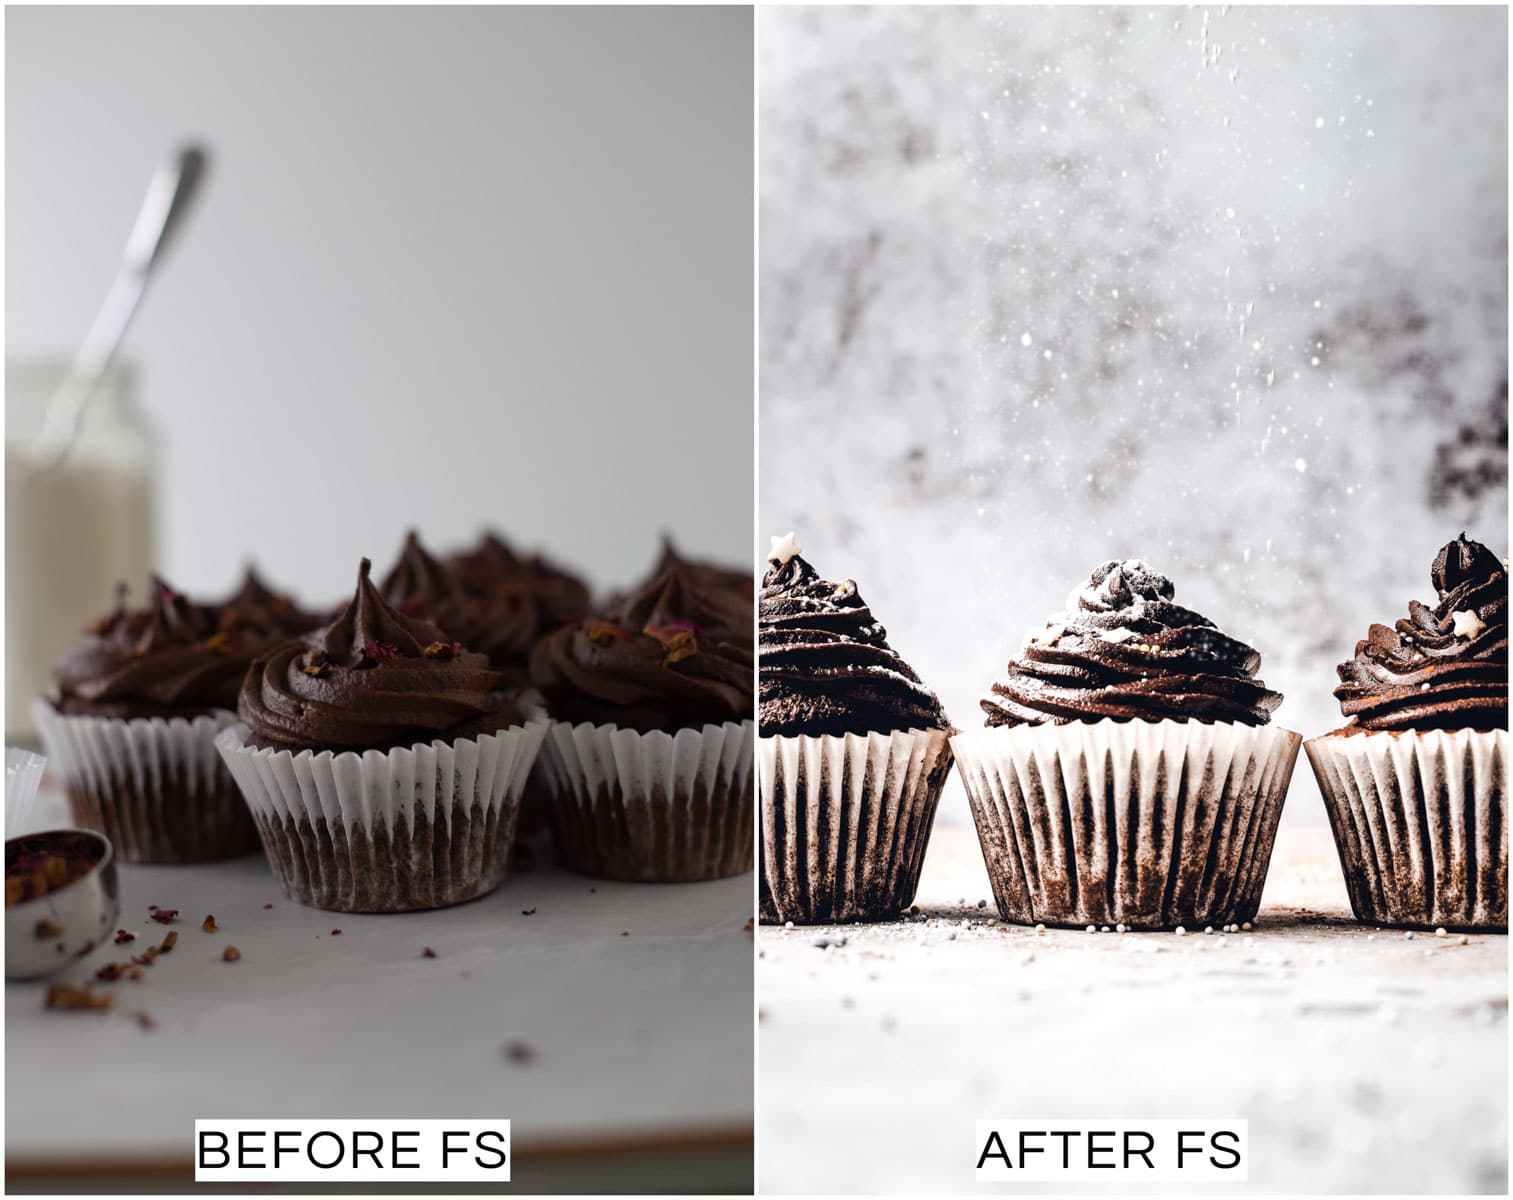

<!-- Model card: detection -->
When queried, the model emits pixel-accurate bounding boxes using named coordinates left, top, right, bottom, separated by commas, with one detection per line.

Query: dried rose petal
left=204, top=632, right=235, bottom=655
left=421, top=641, right=463, bottom=659
left=114, top=930, right=137, bottom=945
left=422, top=947, right=437, bottom=959
left=585, top=619, right=626, bottom=646
left=135, top=1011, right=156, bottom=1030
left=360, top=641, right=401, bottom=663
left=150, top=909, right=178, bottom=926
left=160, top=930, right=178, bottom=953
left=95, top=962, right=129, bottom=983
left=223, top=946, right=241, bottom=962
left=45, top=983, right=112, bottom=1011
left=34, top=918, right=63, bottom=940
left=521, top=907, right=537, bottom=916
left=202, top=915, right=218, bottom=934
left=644, top=623, right=698, bottom=665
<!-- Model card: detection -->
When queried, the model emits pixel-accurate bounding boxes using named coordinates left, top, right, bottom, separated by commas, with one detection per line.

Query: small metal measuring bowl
left=5, top=829, right=119, bottom=980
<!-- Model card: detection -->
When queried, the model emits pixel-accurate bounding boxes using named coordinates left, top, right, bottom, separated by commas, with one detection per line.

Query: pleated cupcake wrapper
left=215, top=720, right=549, bottom=913
left=759, top=728, right=956, bottom=924
left=953, top=720, right=1301, bottom=930
left=539, top=719, right=755, bottom=882
left=1305, top=727, right=1507, bottom=930
left=32, top=700, right=256, bottom=863
left=6, top=747, right=48, bottom=836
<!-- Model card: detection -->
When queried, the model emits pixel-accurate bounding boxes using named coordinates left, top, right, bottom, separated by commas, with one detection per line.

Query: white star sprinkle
left=1450, top=609, right=1485, bottom=640
left=768, top=531, right=801, bottom=565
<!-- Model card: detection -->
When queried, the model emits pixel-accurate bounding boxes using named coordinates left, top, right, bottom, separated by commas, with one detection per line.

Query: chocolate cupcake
left=758, top=534, right=954, bottom=924
left=953, top=559, right=1300, bottom=930
left=214, top=559, right=547, bottom=912
left=214, top=565, right=324, bottom=639
left=610, top=534, right=753, bottom=615
left=32, top=578, right=263, bottom=862
left=446, top=530, right=591, bottom=634
left=1305, top=535, right=1507, bottom=930
left=528, top=562, right=754, bottom=882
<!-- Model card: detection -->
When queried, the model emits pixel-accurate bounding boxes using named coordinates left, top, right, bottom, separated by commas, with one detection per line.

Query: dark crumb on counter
left=150, top=909, right=178, bottom=926
left=422, top=947, right=437, bottom=959
left=263, top=903, right=273, bottom=909
left=521, top=907, right=537, bottom=916
left=202, top=915, right=218, bottom=933
left=330, top=928, right=342, bottom=936
left=34, top=918, right=63, bottom=940
left=135, top=1011, right=156, bottom=1031
left=160, top=930, right=178, bottom=953
left=148, top=905, right=157, bottom=911
left=621, top=931, right=630, bottom=937
left=744, top=917, right=754, bottom=933
left=45, top=982, right=112, bottom=1011
left=502, top=1041, right=536, bottom=1066
left=131, top=946, right=160, bottom=967
left=589, top=887, right=597, bottom=894
left=223, top=946, right=241, bottom=962
left=114, top=930, right=137, bottom=945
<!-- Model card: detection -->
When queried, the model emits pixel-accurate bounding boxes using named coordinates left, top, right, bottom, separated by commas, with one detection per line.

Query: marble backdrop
left=759, top=5, right=1508, bottom=826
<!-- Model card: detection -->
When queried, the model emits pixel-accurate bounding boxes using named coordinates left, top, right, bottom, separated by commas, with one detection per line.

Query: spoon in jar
left=31, top=142, right=210, bottom=468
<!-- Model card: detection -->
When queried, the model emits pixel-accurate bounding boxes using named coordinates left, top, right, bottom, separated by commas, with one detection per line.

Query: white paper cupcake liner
left=1305, top=727, right=1507, bottom=930
left=32, top=700, right=255, bottom=863
left=953, top=719, right=1301, bottom=930
left=759, top=728, right=955, bottom=924
left=5, top=747, right=48, bottom=836
left=215, top=719, right=548, bottom=912
left=539, top=718, right=755, bottom=881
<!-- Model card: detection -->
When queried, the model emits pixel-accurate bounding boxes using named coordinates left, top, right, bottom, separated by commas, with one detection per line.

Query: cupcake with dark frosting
left=609, top=534, right=753, bottom=616
left=953, top=559, right=1301, bottom=930
left=758, top=534, right=954, bottom=924
left=33, top=578, right=262, bottom=862
left=527, top=561, right=755, bottom=882
left=446, top=530, right=591, bottom=635
left=215, top=559, right=547, bottom=912
left=214, top=565, right=324, bottom=641
left=379, top=530, right=540, bottom=686
left=1306, top=535, right=1507, bottom=929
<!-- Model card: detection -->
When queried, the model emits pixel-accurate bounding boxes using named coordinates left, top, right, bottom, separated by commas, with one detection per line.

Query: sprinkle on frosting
left=1334, top=534, right=1507, bottom=732
left=768, top=532, right=802, bottom=566
left=981, top=559, right=1281, bottom=727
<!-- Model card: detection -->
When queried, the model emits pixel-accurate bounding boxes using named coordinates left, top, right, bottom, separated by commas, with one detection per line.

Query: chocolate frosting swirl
left=238, top=559, right=521, bottom=753
left=50, top=578, right=253, bottom=719
left=528, top=565, right=752, bottom=734
left=445, top=531, right=591, bottom=630
left=759, top=550, right=949, bottom=737
left=645, top=535, right=752, bottom=601
left=215, top=566, right=323, bottom=638
left=981, top=560, right=1281, bottom=727
left=381, top=530, right=548, bottom=683
left=1334, top=534, right=1508, bottom=732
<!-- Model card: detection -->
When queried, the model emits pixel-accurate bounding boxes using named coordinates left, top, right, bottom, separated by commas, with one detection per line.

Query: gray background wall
left=8, top=5, right=753, bottom=603
left=760, top=6, right=1508, bottom=826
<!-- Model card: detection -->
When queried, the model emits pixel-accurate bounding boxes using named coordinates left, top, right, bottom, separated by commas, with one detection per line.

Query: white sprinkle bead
left=1035, top=923, right=1047, bottom=933
left=1174, top=926, right=1187, bottom=936
left=1086, top=925, right=1097, bottom=934
left=784, top=921, right=794, bottom=930
left=1241, top=922, right=1253, bottom=931
left=1435, top=927, right=1448, bottom=938
left=1404, top=931, right=1415, bottom=940
left=1116, top=924, right=1127, bottom=933
left=1204, top=926, right=1214, bottom=934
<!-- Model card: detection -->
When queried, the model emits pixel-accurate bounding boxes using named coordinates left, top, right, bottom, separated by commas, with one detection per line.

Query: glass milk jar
left=5, top=359, right=156, bottom=743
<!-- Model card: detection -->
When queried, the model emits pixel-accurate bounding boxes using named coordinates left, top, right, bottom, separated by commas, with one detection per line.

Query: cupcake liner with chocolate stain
left=953, top=718, right=1300, bottom=930
left=215, top=720, right=548, bottom=912
left=539, top=718, right=754, bottom=882
left=1305, top=727, right=1507, bottom=930
left=33, top=700, right=257, bottom=863
left=760, top=728, right=955, bottom=924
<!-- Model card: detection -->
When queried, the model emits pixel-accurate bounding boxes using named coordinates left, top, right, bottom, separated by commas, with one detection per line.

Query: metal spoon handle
left=32, top=144, right=209, bottom=466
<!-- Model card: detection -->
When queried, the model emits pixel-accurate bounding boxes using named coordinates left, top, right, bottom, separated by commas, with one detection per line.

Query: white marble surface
left=6, top=787, right=754, bottom=1180
left=758, top=6, right=1508, bottom=829
left=758, top=826, right=1508, bottom=1195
